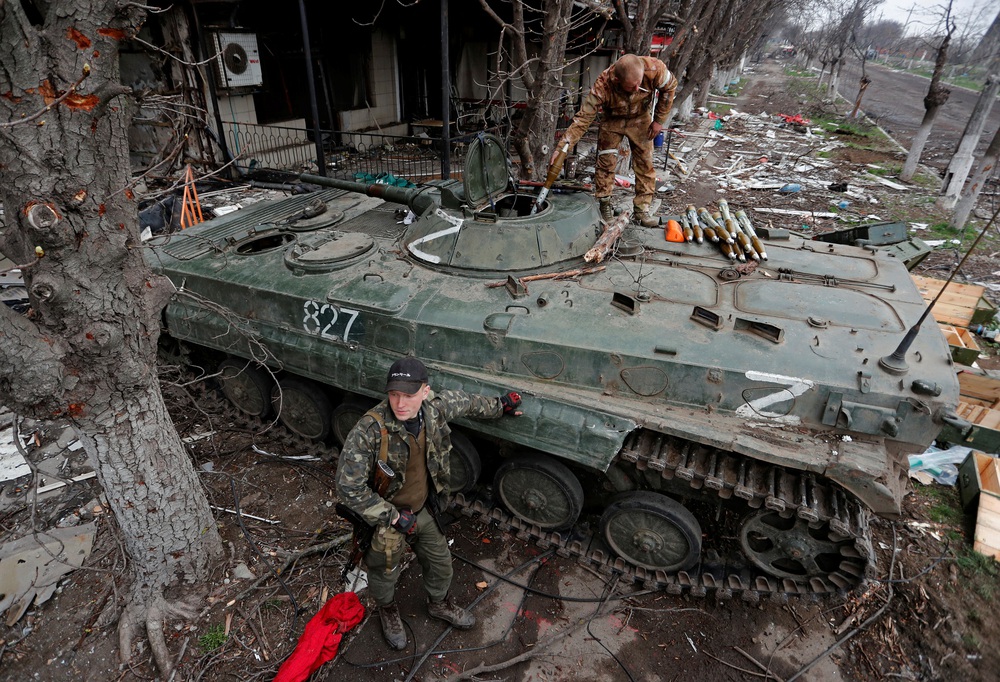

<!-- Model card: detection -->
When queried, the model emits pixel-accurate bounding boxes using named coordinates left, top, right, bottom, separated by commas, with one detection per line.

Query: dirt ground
left=2, top=58, right=1000, bottom=682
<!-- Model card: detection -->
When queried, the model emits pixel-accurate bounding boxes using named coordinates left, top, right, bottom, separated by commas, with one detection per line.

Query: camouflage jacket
left=336, top=389, right=503, bottom=528
left=561, top=56, right=678, bottom=148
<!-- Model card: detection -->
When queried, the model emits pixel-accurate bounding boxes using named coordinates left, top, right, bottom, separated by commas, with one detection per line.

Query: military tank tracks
left=455, top=429, right=875, bottom=601
left=185, top=375, right=875, bottom=601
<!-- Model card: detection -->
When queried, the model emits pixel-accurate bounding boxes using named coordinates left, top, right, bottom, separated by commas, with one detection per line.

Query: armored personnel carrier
left=148, top=134, right=962, bottom=597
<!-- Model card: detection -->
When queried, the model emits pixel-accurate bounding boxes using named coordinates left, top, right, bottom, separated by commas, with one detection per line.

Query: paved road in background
left=838, top=59, right=1000, bottom=171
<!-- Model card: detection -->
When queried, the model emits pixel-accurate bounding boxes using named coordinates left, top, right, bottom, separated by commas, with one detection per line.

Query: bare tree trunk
left=0, top=1, right=223, bottom=675
left=949, top=124, right=1000, bottom=231
left=938, top=74, right=1000, bottom=209
left=850, top=76, right=872, bottom=118
left=614, top=0, right=680, bottom=56
left=901, top=106, right=942, bottom=181
left=479, top=0, right=576, bottom=180
left=900, top=9, right=953, bottom=182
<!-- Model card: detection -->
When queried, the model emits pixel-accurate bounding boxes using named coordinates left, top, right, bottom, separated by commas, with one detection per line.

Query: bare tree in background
left=613, top=0, right=683, bottom=55
left=662, top=0, right=785, bottom=114
left=846, top=17, right=902, bottom=117
left=0, top=2, right=223, bottom=677
left=900, top=0, right=956, bottom=182
left=826, top=0, right=884, bottom=97
left=478, top=0, right=611, bottom=180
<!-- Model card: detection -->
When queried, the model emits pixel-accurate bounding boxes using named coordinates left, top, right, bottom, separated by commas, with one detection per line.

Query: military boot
left=378, top=603, right=407, bottom=650
left=633, top=206, right=660, bottom=228
left=427, top=595, right=476, bottom=629
left=598, top=197, right=615, bottom=222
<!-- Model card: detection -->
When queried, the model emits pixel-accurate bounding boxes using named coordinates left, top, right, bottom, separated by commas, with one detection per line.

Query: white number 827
left=302, top=300, right=361, bottom=341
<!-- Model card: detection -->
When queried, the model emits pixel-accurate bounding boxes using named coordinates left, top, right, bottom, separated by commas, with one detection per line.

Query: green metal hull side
left=149, top=183, right=961, bottom=522
left=158, top=237, right=957, bottom=448
left=939, top=423, right=1000, bottom=453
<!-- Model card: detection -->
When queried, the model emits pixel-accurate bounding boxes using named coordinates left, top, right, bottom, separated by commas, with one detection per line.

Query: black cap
left=385, top=357, right=429, bottom=393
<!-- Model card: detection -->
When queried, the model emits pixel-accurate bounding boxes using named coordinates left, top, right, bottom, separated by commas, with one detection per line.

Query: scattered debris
left=0, top=523, right=96, bottom=626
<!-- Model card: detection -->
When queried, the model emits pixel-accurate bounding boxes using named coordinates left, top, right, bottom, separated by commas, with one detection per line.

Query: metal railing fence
left=221, top=120, right=509, bottom=184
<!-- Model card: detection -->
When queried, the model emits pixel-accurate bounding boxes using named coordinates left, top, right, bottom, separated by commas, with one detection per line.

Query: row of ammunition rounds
left=675, top=200, right=768, bottom=261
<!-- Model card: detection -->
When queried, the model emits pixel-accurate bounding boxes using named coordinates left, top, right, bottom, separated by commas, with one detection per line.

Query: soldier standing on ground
left=335, top=357, right=522, bottom=650
left=549, top=53, right=678, bottom=227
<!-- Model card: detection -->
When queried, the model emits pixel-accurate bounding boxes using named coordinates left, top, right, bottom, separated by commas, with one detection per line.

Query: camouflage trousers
left=595, top=115, right=656, bottom=212
left=365, top=507, right=453, bottom=606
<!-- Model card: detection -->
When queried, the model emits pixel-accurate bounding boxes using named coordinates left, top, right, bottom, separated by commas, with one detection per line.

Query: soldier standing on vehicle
left=548, top=53, right=678, bottom=227
left=335, top=357, right=522, bottom=650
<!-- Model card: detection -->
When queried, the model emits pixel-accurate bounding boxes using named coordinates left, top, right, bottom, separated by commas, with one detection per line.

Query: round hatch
left=284, top=199, right=344, bottom=232
left=284, top=231, right=376, bottom=273
left=464, top=133, right=511, bottom=208
left=231, top=228, right=296, bottom=255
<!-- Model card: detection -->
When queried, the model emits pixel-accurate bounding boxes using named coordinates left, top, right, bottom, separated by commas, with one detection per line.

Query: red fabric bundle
left=273, top=591, right=366, bottom=682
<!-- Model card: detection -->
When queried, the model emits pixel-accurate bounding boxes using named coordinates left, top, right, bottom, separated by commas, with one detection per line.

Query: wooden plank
left=941, top=325, right=961, bottom=346
left=959, top=372, right=1000, bottom=401
left=977, top=410, right=1000, bottom=431
left=912, top=274, right=987, bottom=300
left=974, top=494, right=1000, bottom=558
left=983, top=456, right=1000, bottom=495
left=918, top=288, right=984, bottom=305
left=930, top=305, right=974, bottom=327
left=957, top=327, right=981, bottom=352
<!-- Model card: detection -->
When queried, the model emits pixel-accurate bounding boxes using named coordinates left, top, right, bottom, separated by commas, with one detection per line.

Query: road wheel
left=738, top=510, right=861, bottom=581
left=272, top=378, right=333, bottom=441
left=447, top=431, right=481, bottom=494
left=600, top=491, right=701, bottom=572
left=331, top=397, right=378, bottom=446
left=218, top=359, right=273, bottom=419
left=494, top=455, right=583, bottom=530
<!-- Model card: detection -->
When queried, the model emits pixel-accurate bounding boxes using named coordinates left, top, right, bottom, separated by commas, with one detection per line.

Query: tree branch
left=0, top=65, right=92, bottom=129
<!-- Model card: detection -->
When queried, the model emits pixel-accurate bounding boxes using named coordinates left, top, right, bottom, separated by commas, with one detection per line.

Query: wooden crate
left=958, top=451, right=1000, bottom=559
left=912, top=274, right=997, bottom=327
left=941, top=372, right=1000, bottom=452
left=940, top=323, right=982, bottom=366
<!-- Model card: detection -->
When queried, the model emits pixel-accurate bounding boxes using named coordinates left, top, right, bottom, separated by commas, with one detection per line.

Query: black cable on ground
left=342, top=549, right=554, bottom=673
left=585, top=576, right=638, bottom=682
left=785, top=527, right=898, bottom=682
left=453, top=551, right=661, bottom=603
left=402, top=549, right=558, bottom=682
left=876, top=534, right=950, bottom=584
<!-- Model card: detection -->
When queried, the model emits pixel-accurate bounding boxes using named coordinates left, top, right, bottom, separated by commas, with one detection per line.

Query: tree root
left=119, top=587, right=205, bottom=678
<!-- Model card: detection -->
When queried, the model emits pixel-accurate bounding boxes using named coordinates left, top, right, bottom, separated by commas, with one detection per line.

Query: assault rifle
left=336, top=459, right=395, bottom=582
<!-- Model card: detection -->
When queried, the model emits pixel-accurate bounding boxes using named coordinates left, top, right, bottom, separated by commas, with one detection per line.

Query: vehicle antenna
left=879, top=202, right=1000, bottom=375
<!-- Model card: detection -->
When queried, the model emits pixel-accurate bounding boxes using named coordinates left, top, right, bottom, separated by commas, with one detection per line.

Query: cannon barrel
left=299, top=173, right=439, bottom=214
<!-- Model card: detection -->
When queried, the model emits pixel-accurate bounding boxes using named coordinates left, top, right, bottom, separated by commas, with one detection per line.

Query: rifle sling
left=364, top=409, right=391, bottom=492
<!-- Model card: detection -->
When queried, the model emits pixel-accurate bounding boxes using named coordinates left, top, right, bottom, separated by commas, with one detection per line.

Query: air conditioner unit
left=212, top=32, right=262, bottom=89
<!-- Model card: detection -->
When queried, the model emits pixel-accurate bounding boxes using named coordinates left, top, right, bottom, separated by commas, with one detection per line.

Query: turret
left=302, top=134, right=605, bottom=275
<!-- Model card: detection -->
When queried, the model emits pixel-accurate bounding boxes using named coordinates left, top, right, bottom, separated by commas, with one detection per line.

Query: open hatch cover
left=463, top=133, right=511, bottom=210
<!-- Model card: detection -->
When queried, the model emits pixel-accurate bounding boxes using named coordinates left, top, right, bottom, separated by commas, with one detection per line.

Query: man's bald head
left=612, top=54, right=645, bottom=92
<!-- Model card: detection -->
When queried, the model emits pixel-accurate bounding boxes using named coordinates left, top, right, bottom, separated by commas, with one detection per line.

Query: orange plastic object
left=664, top=219, right=684, bottom=242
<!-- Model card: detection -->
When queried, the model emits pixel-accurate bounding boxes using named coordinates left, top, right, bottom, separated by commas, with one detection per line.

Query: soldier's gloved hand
left=391, top=508, right=417, bottom=535
left=499, top=391, right=522, bottom=416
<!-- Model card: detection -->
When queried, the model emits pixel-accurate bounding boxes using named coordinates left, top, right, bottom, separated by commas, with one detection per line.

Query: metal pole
left=299, top=0, right=327, bottom=176
left=440, top=0, right=451, bottom=179
left=188, top=5, right=235, bottom=176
